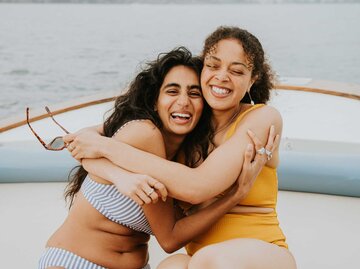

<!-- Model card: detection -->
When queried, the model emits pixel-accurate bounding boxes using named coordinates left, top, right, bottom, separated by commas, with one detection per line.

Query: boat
left=0, top=78, right=359, bottom=268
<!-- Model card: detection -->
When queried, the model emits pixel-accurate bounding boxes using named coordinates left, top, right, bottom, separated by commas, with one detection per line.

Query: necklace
left=214, top=104, right=242, bottom=136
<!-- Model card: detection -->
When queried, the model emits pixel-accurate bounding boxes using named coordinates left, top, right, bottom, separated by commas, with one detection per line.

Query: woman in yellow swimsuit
left=65, top=26, right=296, bottom=269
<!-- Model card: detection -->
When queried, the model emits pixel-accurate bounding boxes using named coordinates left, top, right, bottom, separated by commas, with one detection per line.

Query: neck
left=212, top=105, right=242, bottom=134
left=161, top=132, right=185, bottom=160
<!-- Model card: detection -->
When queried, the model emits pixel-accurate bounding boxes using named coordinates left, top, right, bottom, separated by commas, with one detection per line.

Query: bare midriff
left=46, top=193, right=150, bottom=269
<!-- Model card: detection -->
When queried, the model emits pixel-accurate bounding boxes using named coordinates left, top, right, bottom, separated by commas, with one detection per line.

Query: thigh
left=188, top=238, right=296, bottom=269
left=157, top=254, right=191, bottom=269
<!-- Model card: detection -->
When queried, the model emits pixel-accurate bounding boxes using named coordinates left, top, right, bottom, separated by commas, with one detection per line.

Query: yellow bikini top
left=225, top=104, right=278, bottom=208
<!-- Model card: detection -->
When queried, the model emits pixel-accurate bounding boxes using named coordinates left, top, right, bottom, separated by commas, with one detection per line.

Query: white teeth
left=171, top=113, right=191, bottom=119
left=212, top=86, right=230, bottom=95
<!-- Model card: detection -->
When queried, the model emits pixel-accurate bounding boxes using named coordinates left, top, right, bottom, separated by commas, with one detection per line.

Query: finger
left=136, top=189, right=152, bottom=205
left=141, top=183, right=158, bottom=204
left=243, top=144, right=253, bottom=168
left=63, top=133, right=76, bottom=143
left=149, top=191, right=159, bottom=204
left=238, top=144, right=253, bottom=184
left=253, top=146, right=268, bottom=165
left=272, top=134, right=281, bottom=151
left=147, top=177, right=168, bottom=202
left=265, top=125, right=275, bottom=150
left=152, top=182, right=168, bottom=202
left=130, top=194, right=144, bottom=206
left=67, top=142, right=75, bottom=152
left=71, top=150, right=82, bottom=162
left=247, top=129, right=263, bottom=150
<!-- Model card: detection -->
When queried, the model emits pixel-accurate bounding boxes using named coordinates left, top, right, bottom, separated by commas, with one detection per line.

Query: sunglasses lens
left=49, top=137, right=65, bottom=149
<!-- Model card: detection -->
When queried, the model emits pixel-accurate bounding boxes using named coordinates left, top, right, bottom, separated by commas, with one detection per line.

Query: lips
left=170, top=112, right=192, bottom=124
left=210, top=85, right=231, bottom=97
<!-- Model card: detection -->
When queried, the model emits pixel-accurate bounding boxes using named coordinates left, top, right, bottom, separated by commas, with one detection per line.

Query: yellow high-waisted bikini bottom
left=186, top=212, right=288, bottom=256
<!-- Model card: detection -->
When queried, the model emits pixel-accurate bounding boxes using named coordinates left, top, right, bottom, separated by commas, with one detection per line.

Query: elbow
left=159, top=241, right=180, bottom=254
left=186, top=189, right=209, bottom=204
left=179, top=188, right=203, bottom=204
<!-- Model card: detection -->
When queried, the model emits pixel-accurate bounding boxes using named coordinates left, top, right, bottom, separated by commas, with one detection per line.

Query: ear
left=248, top=75, right=258, bottom=91
left=154, top=103, right=158, bottom=111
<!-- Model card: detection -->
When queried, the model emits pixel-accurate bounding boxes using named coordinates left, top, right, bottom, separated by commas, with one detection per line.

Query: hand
left=229, top=125, right=280, bottom=201
left=112, top=174, right=168, bottom=206
left=247, top=124, right=280, bottom=166
left=63, top=127, right=105, bottom=161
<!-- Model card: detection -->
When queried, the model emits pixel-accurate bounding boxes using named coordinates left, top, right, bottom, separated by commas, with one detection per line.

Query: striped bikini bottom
left=38, top=247, right=151, bottom=269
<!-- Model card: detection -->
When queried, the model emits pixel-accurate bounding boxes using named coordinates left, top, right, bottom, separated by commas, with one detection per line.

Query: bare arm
left=81, top=121, right=168, bottom=204
left=144, top=144, right=257, bottom=253
left=82, top=158, right=167, bottom=205
left=65, top=106, right=282, bottom=204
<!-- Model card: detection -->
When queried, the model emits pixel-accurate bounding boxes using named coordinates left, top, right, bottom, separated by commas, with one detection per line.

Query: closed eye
left=231, top=70, right=244, bottom=75
left=189, top=90, right=202, bottom=97
left=166, top=88, right=179, bottom=95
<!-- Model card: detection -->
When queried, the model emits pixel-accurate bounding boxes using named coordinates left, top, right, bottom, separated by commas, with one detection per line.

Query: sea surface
left=0, top=3, right=359, bottom=121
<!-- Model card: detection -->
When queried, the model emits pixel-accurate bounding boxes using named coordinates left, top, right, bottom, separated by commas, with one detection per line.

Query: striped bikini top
left=81, top=176, right=153, bottom=235
left=81, top=119, right=153, bottom=235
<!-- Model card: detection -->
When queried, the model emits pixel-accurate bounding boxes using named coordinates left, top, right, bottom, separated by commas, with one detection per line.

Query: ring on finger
left=68, top=145, right=74, bottom=151
left=146, top=188, right=155, bottom=197
left=256, top=147, right=266, bottom=155
left=265, top=149, right=273, bottom=160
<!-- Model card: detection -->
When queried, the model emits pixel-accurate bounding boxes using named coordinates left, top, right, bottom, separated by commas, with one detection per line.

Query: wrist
left=99, top=136, right=112, bottom=158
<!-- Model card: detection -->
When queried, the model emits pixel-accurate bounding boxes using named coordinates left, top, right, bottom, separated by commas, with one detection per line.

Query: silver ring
left=265, top=149, right=273, bottom=160
left=147, top=188, right=155, bottom=196
left=256, top=147, right=266, bottom=155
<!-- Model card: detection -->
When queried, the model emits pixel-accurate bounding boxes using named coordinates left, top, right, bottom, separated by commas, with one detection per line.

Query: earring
left=248, top=91, right=255, bottom=105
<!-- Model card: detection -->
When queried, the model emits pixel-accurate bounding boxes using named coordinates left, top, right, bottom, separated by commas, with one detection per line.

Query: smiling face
left=156, top=65, right=204, bottom=138
left=201, top=38, right=255, bottom=113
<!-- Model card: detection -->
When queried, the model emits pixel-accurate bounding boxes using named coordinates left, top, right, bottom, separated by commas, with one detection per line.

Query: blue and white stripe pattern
left=38, top=247, right=106, bottom=269
left=38, top=247, right=151, bottom=269
left=81, top=176, right=153, bottom=235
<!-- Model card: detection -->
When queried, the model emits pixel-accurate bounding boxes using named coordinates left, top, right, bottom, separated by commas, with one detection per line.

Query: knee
left=188, top=245, right=225, bottom=269
left=157, top=254, right=190, bottom=269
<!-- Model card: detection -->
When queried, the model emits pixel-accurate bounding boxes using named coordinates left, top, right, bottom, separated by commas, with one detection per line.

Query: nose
left=215, top=69, right=229, bottom=82
left=176, top=93, right=190, bottom=107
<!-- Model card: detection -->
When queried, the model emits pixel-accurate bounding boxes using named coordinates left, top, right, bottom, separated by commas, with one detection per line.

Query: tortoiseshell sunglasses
left=26, top=106, right=69, bottom=151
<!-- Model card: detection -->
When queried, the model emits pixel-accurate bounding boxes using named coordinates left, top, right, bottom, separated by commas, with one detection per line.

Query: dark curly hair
left=65, top=47, right=213, bottom=207
left=202, top=26, right=276, bottom=104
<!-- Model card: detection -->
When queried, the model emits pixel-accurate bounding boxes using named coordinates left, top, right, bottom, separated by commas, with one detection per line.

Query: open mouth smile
left=170, top=112, right=192, bottom=124
left=211, top=86, right=231, bottom=97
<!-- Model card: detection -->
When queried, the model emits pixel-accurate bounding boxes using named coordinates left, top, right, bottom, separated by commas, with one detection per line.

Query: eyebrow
left=188, top=85, right=201, bottom=90
left=163, top=83, right=180, bottom=89
left=163, top=83, right=200, bottom=90
left=207, top=55, right=250, bottom=69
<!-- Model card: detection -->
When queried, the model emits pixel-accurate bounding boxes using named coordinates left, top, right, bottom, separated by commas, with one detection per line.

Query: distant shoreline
left=1, top=0, right=359, bottom=4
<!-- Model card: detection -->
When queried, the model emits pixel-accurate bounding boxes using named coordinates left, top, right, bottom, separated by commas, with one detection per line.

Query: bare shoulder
left=113, top=119, right=166, bottom=157
left=242, top=104, right=282, bottom=128
left=232, top=104, right=283, bottom=141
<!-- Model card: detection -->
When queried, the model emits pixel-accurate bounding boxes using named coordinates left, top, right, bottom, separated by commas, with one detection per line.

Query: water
left=0, top=3, right=359, bottom=121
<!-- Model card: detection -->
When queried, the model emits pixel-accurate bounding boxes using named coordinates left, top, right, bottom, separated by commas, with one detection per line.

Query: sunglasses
left=26, top=106, right=69, bottom=151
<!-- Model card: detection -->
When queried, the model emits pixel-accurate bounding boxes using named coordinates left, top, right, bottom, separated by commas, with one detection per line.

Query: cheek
left=193, top=100, right=204, bottom=119
left=200, top=69, right=211, bottom=87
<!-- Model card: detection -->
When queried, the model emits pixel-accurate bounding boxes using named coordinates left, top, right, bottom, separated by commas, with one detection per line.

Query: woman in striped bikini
left=39, top=47, right=273, bottom=269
